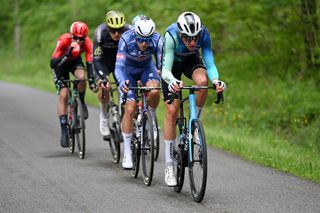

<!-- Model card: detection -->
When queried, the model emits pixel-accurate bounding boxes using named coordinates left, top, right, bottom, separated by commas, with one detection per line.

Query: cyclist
left=115, top=15, right=163, bottom=169
left=92, top=10, right=131, bottom=138
left=161, top=12, right=226, bottom=186
left=50, top=21, right=96, bottom=148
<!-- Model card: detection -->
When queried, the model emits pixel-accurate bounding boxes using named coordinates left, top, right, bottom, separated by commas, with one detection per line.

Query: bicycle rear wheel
left=153, top=114, right=160, bottom=161
left=141, top=111, right=154, bottom=186
left=74, top=99, right=86, bottom=159
left=188, top=119, right=207, bottom=203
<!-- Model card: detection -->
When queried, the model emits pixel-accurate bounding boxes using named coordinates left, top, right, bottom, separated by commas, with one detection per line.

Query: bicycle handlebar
left=168, top=85, right=224, bottom=105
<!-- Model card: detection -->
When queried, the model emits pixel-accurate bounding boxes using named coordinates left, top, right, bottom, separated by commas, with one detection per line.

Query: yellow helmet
left=105, top=10, right=126, bottom=29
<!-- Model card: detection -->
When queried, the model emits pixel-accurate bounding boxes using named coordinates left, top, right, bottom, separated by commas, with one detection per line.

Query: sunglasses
left=109, top=27, right=124, bottom=34
left=136, top=36, right=152, bottom=44
left=181, top=33, right=200, bottom=43
left=72, top=35, right=86, bottom=41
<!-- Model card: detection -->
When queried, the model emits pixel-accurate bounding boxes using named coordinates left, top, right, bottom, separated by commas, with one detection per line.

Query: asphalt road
left=0, top=81, right=319, bottom=213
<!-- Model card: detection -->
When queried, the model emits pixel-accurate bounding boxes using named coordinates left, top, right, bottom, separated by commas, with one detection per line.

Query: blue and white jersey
left=161, top=23, right=219, bottom=84
left=115, top=29, right=163, bottom=84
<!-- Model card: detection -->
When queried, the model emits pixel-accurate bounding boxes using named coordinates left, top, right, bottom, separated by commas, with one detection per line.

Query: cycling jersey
left=51, top=33, right=92, bottom=67
left=161, top=23, right=219, bottom=84
left=92, top=23, right=131, bottom=81
left=50, top=32, right=94, bottom=86
left=114, top=29, right=163, bottom=101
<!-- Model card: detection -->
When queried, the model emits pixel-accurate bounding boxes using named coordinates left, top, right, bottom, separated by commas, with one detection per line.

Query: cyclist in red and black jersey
left=50, top=21, right=96, bottom=148
left=92, top=11, right=131, bottom=137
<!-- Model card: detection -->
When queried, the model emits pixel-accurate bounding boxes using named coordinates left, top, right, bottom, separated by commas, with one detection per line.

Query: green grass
left=1, top=55, right=320, bottom=184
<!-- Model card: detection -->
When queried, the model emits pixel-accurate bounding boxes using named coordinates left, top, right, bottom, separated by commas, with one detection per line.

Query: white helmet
left=134, top=16, right=155, bottom=37
left=177, top=12, right=202, bottom=36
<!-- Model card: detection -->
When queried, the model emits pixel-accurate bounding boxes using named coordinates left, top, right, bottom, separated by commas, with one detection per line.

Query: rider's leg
left=191, top=67, right=208, bottom=118
left=121, top=100, right=136, bottom=169
left=98, top=80, right=111, bottom=136
left=145, top=80, right=160, bottom=117
left=58, top=87, right=69, bottom=147
left=74, top=68, right=89, bottom=119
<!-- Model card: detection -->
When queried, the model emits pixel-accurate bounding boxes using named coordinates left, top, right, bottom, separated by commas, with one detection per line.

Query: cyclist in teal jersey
left=161, top=12, right=226, bottom=186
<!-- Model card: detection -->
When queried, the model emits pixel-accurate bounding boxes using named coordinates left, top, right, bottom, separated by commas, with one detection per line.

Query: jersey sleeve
left=114, top=37, right=128, bottom=84
left=161, top=32, right=176, bottom=84
left=92, top=27, right=106, bottom=80
left=155, top=35, right=164, bottom=70
left=201, top=29, right=219, bottom=82
left=84, top=37, right=93, bottom=63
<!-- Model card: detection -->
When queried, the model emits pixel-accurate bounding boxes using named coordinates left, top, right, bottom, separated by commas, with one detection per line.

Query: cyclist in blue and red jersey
left=161, top=12, right=226, bottom=186
left=50, top=21, right=96, bottom=148
left=115, top=15, right=163, bottom=169
left=92, top=11, right=131, bottom=138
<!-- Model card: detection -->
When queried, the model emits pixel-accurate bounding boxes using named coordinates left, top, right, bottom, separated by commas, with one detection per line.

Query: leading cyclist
left=50, top=21, right=96, bottom=148
left=161, top=12, right=226, bottom=186
left=115, top=15, right=163, bottom=169
left=92, top=10, right=131, bottom=138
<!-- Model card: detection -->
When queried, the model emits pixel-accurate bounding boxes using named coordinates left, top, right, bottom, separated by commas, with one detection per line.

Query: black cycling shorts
left=53, top=57, right=85, bottom=89
left=161, top=53, right=206, bottom=101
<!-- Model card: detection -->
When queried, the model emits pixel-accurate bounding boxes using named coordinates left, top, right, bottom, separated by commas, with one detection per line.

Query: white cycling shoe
left=99, top=113, right=110, bottom=137
left=122, top=154, right=133, bottom=169
left=165, top=166, right=177, bottom=186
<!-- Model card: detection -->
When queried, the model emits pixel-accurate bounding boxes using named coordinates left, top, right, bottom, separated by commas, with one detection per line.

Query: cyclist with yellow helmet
left=92, top=10, right=131, bottom=138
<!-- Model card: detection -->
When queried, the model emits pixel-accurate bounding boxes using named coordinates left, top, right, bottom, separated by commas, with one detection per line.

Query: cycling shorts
left=161, top=53, right=206, bottom=101
left=53, top=57, right=85, bottom=89
left=120, top=62, right=160, bottom=102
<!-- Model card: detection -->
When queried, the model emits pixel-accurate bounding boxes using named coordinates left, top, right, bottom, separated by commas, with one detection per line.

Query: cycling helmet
left=134, top=16, right=155, bottom=37
left=131, top=14, right=145, bottom=27
left=177, top=12, right=202, bottom=36
left=106, top=10, right=126, bottom=29
left=70, top=21, right=89, bottom=37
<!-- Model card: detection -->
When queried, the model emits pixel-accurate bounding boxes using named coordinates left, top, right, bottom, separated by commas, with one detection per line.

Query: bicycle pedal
left=103, top=135, right=111, bottom=141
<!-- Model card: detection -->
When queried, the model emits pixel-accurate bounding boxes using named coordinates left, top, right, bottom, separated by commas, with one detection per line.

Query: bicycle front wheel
left=68, top=105, right=75, bottom=153
left=107, top=106, right=121, bottom=163
left=153, top=114, right=160, bottom=161
left=141, top=111, right=154, bottom=186
left=74, top=99, right=86, bottom=159
left=131, top=136, right=140, bottom=178
left=188, top=119, right=207, bottom=203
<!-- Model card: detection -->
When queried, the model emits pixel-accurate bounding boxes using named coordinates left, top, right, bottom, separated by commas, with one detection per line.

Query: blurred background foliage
left=0, top=0, right=319, bottom=153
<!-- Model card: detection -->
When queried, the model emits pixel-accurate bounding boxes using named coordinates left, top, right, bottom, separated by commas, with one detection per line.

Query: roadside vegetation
left=0, top=0, right=319, bottom=182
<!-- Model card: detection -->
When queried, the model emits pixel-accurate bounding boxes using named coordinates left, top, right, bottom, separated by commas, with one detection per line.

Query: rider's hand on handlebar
left=120, top=80, right=130, bottom=93
left=168, top=78, right=183, bottom=93
left=89, top=78, right=98, bottom=92
left=213, top=79, right=226, bottom=93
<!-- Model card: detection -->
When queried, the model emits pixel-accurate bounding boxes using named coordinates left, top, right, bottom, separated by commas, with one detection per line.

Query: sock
left=59, top=115, right=68, bottom=132
left=149, top=107, right=156, bottom=118
left=122, top=132, right=132, bottom=156
left=196, top=106, right=203, bottom=119
left=79, top=92, right=85, bottom=104
left=165, top=140, right=175, bottom=167
left=100, top=103, right=108, bottom=118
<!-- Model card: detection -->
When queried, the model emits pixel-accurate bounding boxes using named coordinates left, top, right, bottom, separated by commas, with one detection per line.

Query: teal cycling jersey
left=161, top=23, right=219, bottom=84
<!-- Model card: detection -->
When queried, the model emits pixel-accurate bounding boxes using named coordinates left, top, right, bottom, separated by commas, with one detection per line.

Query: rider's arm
left=84, top=37, right=94, bottom=79
left=114, top=37, right=129, bottom=84
left=161, top=31, right=176, bottom=84
left=201, top=28, right=219, bottom=83
left=154, top=34, right=164, bottom=70
left=50, top=39, right=72, bottom=69
left=92, top=27, right=107, bottom=81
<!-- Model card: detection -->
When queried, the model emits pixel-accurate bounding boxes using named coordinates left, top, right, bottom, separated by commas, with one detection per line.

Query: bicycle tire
left=74, top=99, right=86, bottom=159
left=174, top=128, right=186, bottom=192
left=188, top=119, right=207, bottom=203
left=131, top=136, right=140, bottom=178
left=153, top=114, right=160, bottom=161
left=141, top=111, right=154, bottom=186
left=107, top=105, right=121, bottom=163
left=68, top=105, right=75, bottom=153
